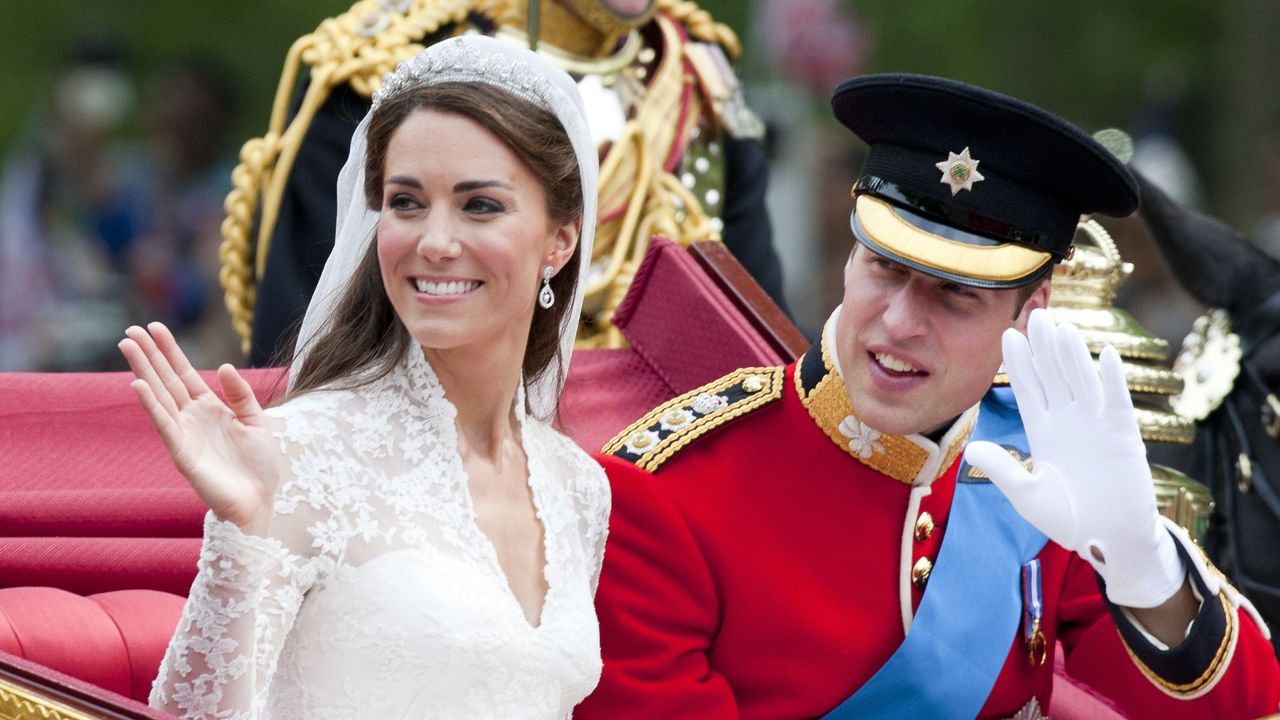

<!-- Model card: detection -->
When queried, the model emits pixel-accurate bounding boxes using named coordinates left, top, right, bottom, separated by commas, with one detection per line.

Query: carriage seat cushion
left=0, top=587, right=185, bottom=702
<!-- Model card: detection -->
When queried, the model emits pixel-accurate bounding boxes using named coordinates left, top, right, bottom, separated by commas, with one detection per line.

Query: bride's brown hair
left=286, top=81, right=584, bottom=413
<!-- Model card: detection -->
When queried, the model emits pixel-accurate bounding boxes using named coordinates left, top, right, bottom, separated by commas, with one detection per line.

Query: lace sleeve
left=149, top=513, right=318, bottom=719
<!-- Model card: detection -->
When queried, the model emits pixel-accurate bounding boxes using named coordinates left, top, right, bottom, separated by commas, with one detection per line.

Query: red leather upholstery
left=1, top=368, right=287, bottom=595
left=2, top=368, right=288, bottom=496
left=611, top=236, right=787, bottom=391
left=0, top=587, right=185, bottom=702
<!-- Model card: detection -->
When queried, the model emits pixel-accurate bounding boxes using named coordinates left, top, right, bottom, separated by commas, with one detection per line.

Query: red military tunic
left=575, top=339, right=1280, bottom=719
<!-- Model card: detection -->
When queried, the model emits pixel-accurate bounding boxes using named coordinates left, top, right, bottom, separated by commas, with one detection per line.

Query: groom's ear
left=1012, top=279, right=1050, bottom=332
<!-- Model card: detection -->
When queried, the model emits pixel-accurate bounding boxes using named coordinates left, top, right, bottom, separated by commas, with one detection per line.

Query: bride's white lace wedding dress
left=149, top=347, right=610, bottom=719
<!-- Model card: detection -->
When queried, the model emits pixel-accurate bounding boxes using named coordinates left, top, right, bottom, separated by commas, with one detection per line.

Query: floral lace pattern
left=150, top=347, right=610, bottom=719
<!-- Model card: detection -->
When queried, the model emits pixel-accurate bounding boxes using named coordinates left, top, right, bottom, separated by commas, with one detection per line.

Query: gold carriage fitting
left=1046, top=218, right=1212, bottom=539
left=218, top=0, right=756, bottom=352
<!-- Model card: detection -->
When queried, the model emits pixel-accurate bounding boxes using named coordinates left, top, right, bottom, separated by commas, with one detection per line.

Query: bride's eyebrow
left=385, top=175, right=421, bottom=188
left=453, top=179, right=514, bottom=193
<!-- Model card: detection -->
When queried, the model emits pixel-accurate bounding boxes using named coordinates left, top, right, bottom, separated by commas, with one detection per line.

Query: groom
left=576, top=74, right=1280, bottom=718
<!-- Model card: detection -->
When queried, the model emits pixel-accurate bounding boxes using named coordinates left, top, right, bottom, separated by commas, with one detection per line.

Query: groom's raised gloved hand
left=964, top=309, right=1185, bottom=609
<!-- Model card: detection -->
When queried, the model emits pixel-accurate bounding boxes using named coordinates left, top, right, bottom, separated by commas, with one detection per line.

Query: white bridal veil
left=289, top=34, right=599, bottom=421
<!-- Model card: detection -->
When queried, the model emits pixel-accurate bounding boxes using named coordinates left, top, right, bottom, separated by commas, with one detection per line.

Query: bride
left=118, top=35, right=607, bottom=719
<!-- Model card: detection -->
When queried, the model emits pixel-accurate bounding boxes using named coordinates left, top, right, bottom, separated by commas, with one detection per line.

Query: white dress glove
left=964, top=309, right=1185, bottom=608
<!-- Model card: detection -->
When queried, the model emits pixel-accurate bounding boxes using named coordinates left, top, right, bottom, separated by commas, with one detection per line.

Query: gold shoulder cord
left=220, top=0, right=488, bottom=352
left=658, top=0, right=740, bottom=57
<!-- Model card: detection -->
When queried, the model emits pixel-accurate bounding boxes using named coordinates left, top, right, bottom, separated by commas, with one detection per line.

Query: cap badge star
left=935, top=147, right=985, bottom=195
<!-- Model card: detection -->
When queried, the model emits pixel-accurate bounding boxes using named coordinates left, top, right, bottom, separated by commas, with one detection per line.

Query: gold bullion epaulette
left=602, top=366, right=785, bottom=472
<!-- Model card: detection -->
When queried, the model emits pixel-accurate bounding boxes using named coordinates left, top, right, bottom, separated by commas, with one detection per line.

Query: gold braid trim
left=219, top=0, right=483, bottom=352
left=603, top=366, right=785, bottom=472
left=656, top=0, right=741, bottom=59
left=1119, top=590, right=1237, bottom=698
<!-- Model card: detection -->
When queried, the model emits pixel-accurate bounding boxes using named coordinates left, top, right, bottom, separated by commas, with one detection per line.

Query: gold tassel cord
left=588, top=122, right=654, bottom=297
left=580, top=11, right=713, bottom=345
left=657, top=0, right=739, bottom=59
left=218, top=134, right=277, bottom=348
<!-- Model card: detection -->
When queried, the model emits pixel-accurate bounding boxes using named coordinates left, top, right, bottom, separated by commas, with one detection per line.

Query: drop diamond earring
left=538, top=265, right=555, bottom=309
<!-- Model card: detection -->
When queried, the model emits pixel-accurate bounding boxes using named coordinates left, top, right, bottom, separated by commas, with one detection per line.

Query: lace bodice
left=149, top=348, right=610, bottom=719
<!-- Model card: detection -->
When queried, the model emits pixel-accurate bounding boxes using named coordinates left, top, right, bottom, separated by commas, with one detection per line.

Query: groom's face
left=834, top=246, right=1047, bottom=436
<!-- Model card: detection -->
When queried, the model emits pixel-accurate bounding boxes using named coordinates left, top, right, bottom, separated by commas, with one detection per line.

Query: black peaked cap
left=832, top=74, right=1139, bottom=262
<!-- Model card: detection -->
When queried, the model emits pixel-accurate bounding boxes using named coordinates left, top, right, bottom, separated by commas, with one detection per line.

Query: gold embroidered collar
left=794, top=310, right=977, bottom=486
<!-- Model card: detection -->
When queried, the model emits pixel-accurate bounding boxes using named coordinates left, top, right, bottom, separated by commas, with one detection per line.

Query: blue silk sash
left=822, top=387, right=1048, bottom=719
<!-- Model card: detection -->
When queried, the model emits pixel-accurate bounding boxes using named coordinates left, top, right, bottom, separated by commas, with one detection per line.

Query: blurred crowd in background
left=0, top=42, right=240, bottom=371
left=1, top=0, right=1278, bottom=371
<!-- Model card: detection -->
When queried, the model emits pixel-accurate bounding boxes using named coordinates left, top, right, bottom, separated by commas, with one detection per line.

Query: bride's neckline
left=402, top=343, right=552, bottom=630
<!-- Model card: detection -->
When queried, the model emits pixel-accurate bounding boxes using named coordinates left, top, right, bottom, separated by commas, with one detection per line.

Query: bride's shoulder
left=525, top=416, right=583, bottom=454
left=265, top=387, right=361, bottom=433
left=528, top=420, right=609, bottom=502
left=265, top=386, right=358, bottom=415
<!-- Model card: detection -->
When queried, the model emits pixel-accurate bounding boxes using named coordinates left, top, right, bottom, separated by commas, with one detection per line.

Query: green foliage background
left=0, top=1, right=351, bottom=149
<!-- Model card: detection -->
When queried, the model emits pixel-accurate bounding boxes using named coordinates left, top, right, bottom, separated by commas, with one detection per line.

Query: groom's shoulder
left=601, top=365, right=787, bottom=473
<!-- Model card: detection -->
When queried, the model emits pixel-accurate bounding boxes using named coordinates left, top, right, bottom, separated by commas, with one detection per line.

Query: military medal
left=1021, top=559, right=1047, bottom=666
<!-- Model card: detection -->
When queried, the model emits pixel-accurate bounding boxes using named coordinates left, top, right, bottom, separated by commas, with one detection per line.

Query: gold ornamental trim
left=1170, top=309, right=1242, bottom=421
left=1052, top=219, right=1128, bottom=305
left=1133, top=404, right=1196, bottom=445
left=1069, top=329, right=1170, bottom=363
left=1044, top=306, right=1171, bottom=361
left=1150, top=463, right=1214, bottom=541
left=0, top=678, right=97, bottom=720
left=1116, top=361, right=1183, bottom=395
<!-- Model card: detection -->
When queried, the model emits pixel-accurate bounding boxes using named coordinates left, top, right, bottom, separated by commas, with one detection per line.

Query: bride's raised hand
left=119, top=322, right=281, bottom=536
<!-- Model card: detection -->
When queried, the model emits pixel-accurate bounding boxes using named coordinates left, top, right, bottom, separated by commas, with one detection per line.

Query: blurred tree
left=814, top=0, right=1275, bottom=229
left=0, top=0, right=351, bottom=151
